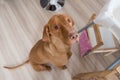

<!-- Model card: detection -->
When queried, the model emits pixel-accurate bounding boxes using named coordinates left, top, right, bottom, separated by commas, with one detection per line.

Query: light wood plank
left=0, top=0, right=120, bottom=80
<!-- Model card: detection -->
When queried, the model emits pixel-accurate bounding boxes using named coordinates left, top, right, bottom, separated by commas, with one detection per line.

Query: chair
left=79, top=14, right=119, bottom=56
left=87, top=14, right=119, bottom=56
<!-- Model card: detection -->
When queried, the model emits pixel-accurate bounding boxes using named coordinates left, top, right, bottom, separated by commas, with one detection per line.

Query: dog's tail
left=4, top=59, right=29, bottom=69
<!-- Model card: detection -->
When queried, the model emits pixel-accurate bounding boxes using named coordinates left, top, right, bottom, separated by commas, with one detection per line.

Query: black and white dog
left=40, top=0, right=65, bottom=11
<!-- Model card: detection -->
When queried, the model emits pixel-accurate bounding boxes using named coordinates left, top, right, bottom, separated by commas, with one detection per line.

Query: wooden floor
left=0, top=0, right=120, bottom=80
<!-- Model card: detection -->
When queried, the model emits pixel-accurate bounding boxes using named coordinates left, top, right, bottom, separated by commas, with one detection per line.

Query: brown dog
left=4, top=14, right=79, bottom=72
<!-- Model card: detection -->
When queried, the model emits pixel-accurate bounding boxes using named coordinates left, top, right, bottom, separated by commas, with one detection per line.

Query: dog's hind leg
left=31, top=62, right=52, bottom=72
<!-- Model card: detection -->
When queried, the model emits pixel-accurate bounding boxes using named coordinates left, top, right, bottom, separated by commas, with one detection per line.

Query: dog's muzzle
left=68, top=31, right=79, bottom=41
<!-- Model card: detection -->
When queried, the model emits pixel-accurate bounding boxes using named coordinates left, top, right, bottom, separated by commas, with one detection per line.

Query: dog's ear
left=66, top=16, right=74, bottom=26
left=42, top=25, right=51, bottom=42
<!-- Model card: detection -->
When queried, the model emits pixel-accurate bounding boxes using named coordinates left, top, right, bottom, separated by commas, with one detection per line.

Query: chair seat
left=79, top=30, right=92, bottom=56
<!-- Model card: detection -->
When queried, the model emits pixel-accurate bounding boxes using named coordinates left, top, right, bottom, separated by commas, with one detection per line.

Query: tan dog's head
left=42, top=14, right=79, bottom=45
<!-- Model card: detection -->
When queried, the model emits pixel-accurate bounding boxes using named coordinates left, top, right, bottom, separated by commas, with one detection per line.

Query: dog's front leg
left=67, top=51, right=72, bottom=59
left=58, top=65, right=67, bottom=70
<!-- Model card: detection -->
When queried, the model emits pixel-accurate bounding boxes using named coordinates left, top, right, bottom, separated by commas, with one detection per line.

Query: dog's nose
left=71, top=34, right=78, bottom=40
left=69, top=32, right=79, bottom=40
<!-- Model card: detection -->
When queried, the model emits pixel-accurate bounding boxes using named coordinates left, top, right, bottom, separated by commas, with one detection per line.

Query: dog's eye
left=67, top=19, right=71, bottom=23
left=54, top=26, right=59, bottom=30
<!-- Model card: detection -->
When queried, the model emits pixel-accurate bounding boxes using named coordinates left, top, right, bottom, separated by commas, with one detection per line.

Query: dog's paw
left=45, top=65, right=52, bottom=71
left=59, top=65, right=67, bottom=70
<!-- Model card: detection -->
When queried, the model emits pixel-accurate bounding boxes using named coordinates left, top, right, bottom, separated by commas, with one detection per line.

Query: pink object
left=79, top=30, right=92, bottom=56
